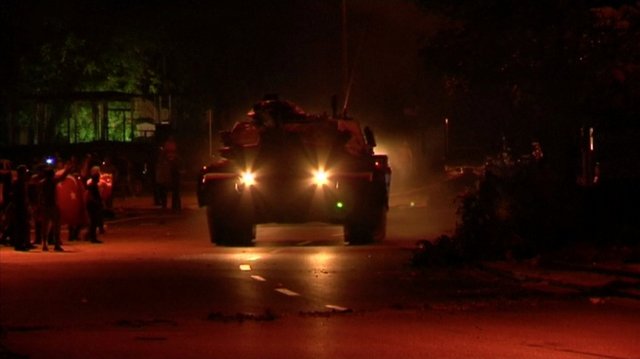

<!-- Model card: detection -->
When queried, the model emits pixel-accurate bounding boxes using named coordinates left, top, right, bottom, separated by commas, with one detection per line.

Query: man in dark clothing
left=169, top=154, right=184, bottom=212
left=39, top=164, right=70, bottom=252
left=30, top=164, right=46, bottom=245
left=85, top=166, right=103, bottom=243
left=155, top=149, right=170, bottom=209
left=12, top=165, right=31, bottom=251
left=156, top=137, right=184, bottom=211
left=0, top=160, right=13, bottom=246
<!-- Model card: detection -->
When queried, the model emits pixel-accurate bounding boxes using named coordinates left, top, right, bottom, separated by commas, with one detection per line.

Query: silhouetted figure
left=156, top=137, right=184, bottom=211
left=85, top=166, right=104, bottom=243
left=39, top=165, right=70, bottom=252
left=155, top=148, right=171, bottom=209
left=12, top=165, right=31, bottom=251
left=0, top=160, right=13, bottom=246
left=168, top=153, right=184, bottom=212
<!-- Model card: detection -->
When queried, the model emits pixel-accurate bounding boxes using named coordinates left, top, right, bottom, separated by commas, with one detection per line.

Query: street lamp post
left=208, top=109, right=213, bottom=158
left=444, top=117, right=449, bottom=162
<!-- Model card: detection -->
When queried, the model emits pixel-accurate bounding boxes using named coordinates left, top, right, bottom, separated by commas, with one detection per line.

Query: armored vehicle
left=197, top=96, right=391, bottom=246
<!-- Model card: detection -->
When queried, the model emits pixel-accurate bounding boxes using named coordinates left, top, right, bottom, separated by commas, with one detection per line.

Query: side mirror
left=364, top=126, right=377, bottom=147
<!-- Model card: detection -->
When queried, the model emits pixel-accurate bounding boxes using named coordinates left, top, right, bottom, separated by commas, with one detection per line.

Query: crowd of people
left=0, top=154, right=110, bottom=252
left=0, top=137, right=186, bottom=252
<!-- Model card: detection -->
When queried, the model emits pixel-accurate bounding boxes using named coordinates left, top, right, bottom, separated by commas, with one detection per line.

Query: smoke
left=375, top=128, right=444, bottom=191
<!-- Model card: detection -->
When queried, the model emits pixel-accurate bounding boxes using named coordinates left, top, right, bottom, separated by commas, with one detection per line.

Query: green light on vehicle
left=336, top=201, right=344, bottom=209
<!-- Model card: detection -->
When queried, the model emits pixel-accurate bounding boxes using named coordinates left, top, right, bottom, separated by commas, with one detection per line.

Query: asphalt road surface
left=1, top=195, right=639, bottom=359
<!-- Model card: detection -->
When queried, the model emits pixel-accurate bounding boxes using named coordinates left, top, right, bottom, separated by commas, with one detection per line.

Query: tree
left=0, top=0, right=165, bottom=144
left=417, top=0, right=640, bottom=160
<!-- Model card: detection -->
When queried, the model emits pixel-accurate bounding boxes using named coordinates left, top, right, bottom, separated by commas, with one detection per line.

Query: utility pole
left=342, top=0, right=349, bottom=111
left=444, top=117, right=449, bottom=162
left=208, top=109, right=213, bottom=158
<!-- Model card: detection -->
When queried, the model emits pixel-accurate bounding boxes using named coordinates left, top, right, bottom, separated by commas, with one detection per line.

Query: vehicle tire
left=343, top=220, right=373, bottom=245
left=206, top=206, right=254, bottom=246
left=344, top=206, right=387, bottom=245
left=371, top=207, right=387, bottom=243
left=223, top=222, right=255, bottom=247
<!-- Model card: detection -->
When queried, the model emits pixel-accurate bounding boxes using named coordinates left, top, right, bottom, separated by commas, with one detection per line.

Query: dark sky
left=2, top=0, right=442, bottom=127
left=147, top=0, right=442, bottom=125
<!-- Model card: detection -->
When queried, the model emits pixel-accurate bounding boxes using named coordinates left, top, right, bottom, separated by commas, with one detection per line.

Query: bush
left=452, top=157, right=580, bottom=261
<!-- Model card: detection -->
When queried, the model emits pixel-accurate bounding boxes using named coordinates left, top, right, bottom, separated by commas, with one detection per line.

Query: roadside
left=479, top=260, right=640, bottom=304
left=107, top=182, right=200, bottom=222
left=390, top=178, right=640, bottom=304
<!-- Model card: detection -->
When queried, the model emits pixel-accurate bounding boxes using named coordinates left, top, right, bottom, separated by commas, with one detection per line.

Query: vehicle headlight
left=240, top=171, right=256, bottom=186
left=312, top=169, right=329, bottom=186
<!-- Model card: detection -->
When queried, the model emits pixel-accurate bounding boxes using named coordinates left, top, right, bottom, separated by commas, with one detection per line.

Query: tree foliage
left=3, top=1, right=162, bottom=96
left=418, top=0, right=640, bottom=156
left=414, top=1, right=640, bottom=259
left=19, top=31, right=161, bottom=95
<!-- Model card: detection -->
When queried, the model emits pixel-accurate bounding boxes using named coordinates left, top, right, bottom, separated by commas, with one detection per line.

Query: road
left=1, top=192, right=639, bottom=359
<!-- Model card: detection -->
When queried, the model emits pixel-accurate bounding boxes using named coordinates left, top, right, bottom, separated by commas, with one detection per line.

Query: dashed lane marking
left=239, top=264, right=252, bottom=271
left=325, top=304, right=350, bottom=312
left=275, top=288, right=300, bottom=297
left=251, top=275, right=267, bottom=282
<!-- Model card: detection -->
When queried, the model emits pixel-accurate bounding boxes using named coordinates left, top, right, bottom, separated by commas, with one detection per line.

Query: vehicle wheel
left=344, top=206, right=387, bottom=245
left=371, top=207, right=387, bottom=243
left=343, top=220, right=373, bottom=245
left=222, top=222, right=255, bottom=247
left=206, top=206, right=254, bottom=246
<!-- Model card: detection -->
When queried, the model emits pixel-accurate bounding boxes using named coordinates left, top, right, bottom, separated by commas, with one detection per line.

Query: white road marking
left=239, top=264, right=252, bottom=271
left=325, top=304, right=350, bottom=312
left=250, top=275, right=267, bottom=282
left=275, top=288, right=300, bottom=297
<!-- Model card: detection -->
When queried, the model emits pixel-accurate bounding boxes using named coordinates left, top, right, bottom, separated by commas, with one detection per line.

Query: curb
left=479, top=262, right=640, bottom=301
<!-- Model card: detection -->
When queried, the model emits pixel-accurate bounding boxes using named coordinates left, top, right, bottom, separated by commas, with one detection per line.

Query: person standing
left=0, top=160, right=14, bottom=247
left=163, top=136, right=184, bottom=211
left=155, top=148, right=171, bottom=210
left=100, top=155, right=117, bottom=218
left=61, top=156, right=87, bottom=242
left=30, top=164, right=46, bottom=246
left=85, top=166, right=104, bottom=243
left=39, top=164, right=70, bottom=252
left=168, top=151, right=184, bottom=212
left=12, top=165, right=31, bottom=251
left=155, top=137, right=184, bottom=211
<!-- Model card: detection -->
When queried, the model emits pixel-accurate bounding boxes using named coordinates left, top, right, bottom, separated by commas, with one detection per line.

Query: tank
left=197, top=96, right=391, bottom=246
